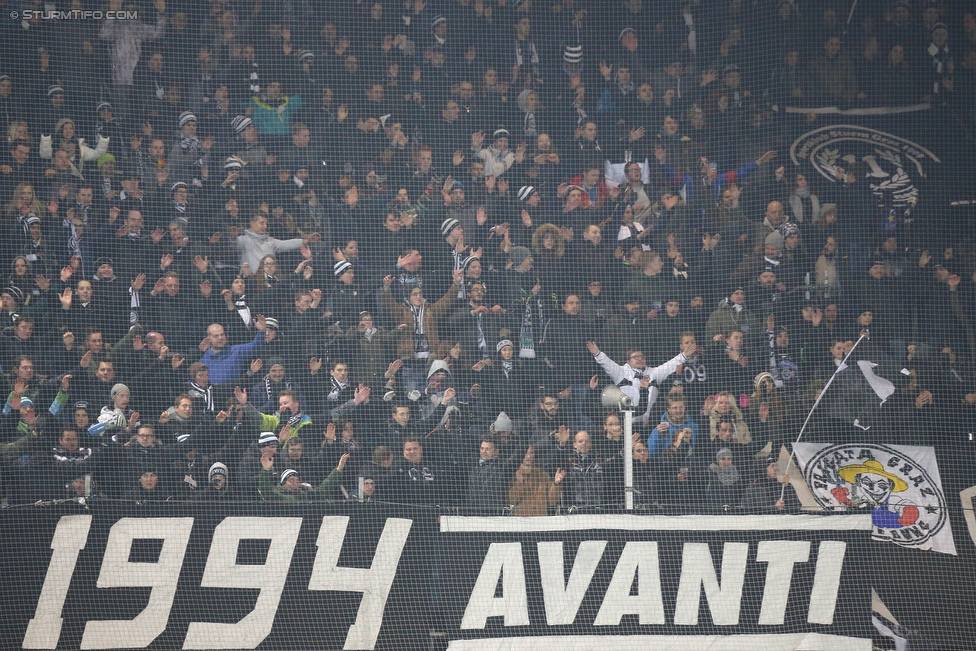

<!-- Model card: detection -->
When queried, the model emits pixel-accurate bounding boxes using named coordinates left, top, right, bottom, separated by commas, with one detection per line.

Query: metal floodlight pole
left=600, top=385, right=636, bottom=510
left=624, top=409, right=634, bottom=510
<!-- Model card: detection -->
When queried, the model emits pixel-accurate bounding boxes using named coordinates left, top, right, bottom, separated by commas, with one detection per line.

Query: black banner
left=439, top=514, right=873, bottom=650
left=0, top=505, right=902, bottom=650
left=0, top=502, right=435, bottom=651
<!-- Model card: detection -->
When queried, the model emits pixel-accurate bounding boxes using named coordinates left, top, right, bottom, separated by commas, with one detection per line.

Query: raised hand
left=556, top=425, right=571, bottom=444
left=353, top=384, right=370, bottom=405
left=756, top=151, right=777, bottom=166
left=23, top=403, right=38, bottom=428
left=381, top=359, right=402, bottom=379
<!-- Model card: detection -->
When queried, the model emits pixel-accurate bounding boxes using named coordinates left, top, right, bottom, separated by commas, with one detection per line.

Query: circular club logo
left=802, top=443, right=948, bottom=549
left=790, top=125, right=940, bottom=209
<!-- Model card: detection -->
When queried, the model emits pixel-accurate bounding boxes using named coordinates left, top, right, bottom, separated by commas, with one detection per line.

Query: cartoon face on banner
left=790, top=125, right=941, bottom=211
left=799, top=443, right=954, bottom=554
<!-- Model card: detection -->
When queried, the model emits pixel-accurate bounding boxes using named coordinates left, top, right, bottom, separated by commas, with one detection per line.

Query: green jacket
left=258, top=468, right=343, bottom=502
left=244, top=403, right=313, bottom=440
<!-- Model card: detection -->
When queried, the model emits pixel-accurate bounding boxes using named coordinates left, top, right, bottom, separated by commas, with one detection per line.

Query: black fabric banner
left=6, top=504, right=951, bottom=650
left=438, top=514, right=873, bottom=650
left=0, top=502, right=435, bottom=651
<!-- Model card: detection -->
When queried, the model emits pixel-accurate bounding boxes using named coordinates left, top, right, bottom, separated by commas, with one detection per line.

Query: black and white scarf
left=327, top=376, right=349, bottom=402
left=406, top=300, right=429, bottom=358
left=927, top=42, right=949, bottom=75
left=517, top=281, right=542, bottom=359
left=234, top=294, right=251, bottom=326
left=263, top=376, right=292, bottom=403
left=616, top=71, right=635, bottom=96
left=189, top=381, right=214, bottom=412
left=523, top=110, right=537, bottom=137
left=180, top=135, right=200, bottom=153
left=473, top=308, right=487, bottom=354
left=501, top=359, right=514, bottom=378
left=62, top=217, right=82, bottom=259
left=514, top=39, right=539, bottom=68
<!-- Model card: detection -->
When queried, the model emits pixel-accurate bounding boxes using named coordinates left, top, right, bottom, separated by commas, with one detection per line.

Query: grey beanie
left=764, top=231, right=785, bottom=249
left=492, top=411, right=513, bottom=432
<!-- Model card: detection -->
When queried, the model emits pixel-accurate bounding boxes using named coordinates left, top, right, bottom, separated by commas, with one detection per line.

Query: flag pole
left=780, top=334, right=867, bottom=501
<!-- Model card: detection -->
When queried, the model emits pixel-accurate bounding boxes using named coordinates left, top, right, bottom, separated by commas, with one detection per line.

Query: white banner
left=794, top=443, right=956, bottom=555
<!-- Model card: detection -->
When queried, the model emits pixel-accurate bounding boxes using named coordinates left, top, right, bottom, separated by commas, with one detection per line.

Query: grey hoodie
left=236, top=229, right=304, bottom=271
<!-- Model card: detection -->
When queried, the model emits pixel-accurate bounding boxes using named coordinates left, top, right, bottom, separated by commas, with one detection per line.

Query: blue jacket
left=199, top=331, right=264, bottom=385
left=659, top=160, right=759, bottom=205
left=646, top=411, right=699, bottom=458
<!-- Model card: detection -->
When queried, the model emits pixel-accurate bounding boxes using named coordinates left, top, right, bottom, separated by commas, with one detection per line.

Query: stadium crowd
left=0, top=0, right=974, bottom=513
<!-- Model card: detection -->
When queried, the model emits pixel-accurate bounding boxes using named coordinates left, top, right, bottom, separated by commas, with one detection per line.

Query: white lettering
left=183, top=517, right=301, bottom=649
left=23, top=515, right=93, bottom=649
left=808, top=541, right=846, bottom=624
left=461, top=543, right=529, bottom=629
left=80, top=518, right=193, bottom=649
left=307, top=516, right=412, bottom=650
left=756, top=541, right=811, bottom=625
left=673, top=543, right=749, bottom=626
left=538, top=541, right=605, bottom=626
left=594, top=542, right=665, bottom=626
